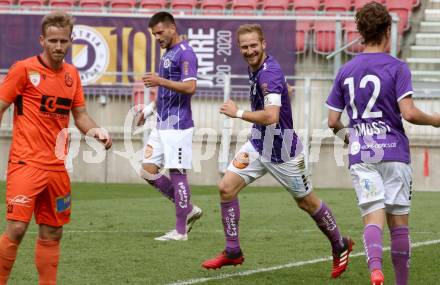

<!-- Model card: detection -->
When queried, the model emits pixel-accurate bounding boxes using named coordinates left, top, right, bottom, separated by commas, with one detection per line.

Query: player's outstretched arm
left=0, top=99, right=11, bottom=126
left=328, top=110, right=349, bottom=145
left=219, top=99, right=280, bottom=126
left=398, top=96, right=440, bottom=127
left=142, top=73, right=196, bottom=95
left=72, top=106, right=112, bottom=149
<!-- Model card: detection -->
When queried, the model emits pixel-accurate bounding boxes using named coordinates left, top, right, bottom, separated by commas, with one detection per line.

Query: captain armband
left=264, top=93, right=282, bottom=107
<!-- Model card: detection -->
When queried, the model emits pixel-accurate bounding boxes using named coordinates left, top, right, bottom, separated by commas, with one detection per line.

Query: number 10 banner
left=0, top=13, right=296, bottom=87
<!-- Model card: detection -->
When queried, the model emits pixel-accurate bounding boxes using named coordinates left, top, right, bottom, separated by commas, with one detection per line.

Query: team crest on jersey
left=65, top=72, right=73, bottom=87
left=163, top=58, right=171, bottom=68
left=29, top=71, right=41, bottom=87
left=233, top=152, right=250, bottom=169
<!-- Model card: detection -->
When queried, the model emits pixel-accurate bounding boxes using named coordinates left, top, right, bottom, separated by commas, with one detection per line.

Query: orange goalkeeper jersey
left=0, top=56, right=85, bottom=171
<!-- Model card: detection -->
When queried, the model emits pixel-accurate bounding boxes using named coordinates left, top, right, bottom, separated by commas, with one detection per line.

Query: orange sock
left=0, top=233, right=19, bottom=285
left=35, top=239, right=60, bottom=285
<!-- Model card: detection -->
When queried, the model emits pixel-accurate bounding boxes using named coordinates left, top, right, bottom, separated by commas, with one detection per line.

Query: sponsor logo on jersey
left=71, top=25, right=110, bottom=85
left=40, top=95, right=72, bottom=116
left=29, top=71, right=41, bottom=87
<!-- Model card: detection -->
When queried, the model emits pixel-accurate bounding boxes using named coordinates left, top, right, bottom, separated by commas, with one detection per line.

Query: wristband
left=236, top=109, right=244, bottom=118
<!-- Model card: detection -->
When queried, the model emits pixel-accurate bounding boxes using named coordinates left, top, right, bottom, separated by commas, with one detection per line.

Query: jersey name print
left=326, top=53, right=412, bottom=166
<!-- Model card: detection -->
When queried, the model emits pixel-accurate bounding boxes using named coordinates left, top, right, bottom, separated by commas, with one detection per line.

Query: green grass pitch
left=0, top=182, right=439, bottom=284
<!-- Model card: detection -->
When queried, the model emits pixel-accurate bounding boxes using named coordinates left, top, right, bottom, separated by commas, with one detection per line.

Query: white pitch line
left=26, top=229, right=318, bottom=234
left=166, top=239, right=440, bottom=285
left=25, top=229, right=440, bottom=235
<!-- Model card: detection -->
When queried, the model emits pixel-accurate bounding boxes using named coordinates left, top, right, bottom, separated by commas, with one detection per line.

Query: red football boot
left=331, top=236, right=354, bottom=278
left=202, top=250, right=244, bottom=270
left=370, top=269, right=384, bottom=285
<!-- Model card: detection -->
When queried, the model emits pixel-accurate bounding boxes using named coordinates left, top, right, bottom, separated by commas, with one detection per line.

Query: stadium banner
left=0, top=14, right=295, bottom=87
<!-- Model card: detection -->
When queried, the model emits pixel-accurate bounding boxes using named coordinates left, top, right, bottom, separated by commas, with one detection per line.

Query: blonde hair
left=41, top=11, right=75, bottom=36
left=236, top=24, right=264, bottom=42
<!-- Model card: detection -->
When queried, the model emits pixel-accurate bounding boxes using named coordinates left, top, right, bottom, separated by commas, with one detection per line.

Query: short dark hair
left=355, top=1, right=391, bottom=45
left=148, top=11, right=176, bottom=28
left=41, top=11, right=75, bottom=36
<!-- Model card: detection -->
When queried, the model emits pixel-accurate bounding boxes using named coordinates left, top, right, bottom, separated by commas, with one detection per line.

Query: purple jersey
left=326, top=53, right=413, bottom=166
left=249, top=55, right=302, bottom=163
left=156, top=40, right=198, bottom=130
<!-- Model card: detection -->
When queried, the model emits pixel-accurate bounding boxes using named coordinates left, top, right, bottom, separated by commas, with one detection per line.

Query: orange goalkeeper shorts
left=5, top=163, right=71, bottom=227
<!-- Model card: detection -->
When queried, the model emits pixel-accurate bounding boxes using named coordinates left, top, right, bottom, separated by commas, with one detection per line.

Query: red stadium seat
left=49, top=0, right=75, bottom=8
left=0, top=0, right=13, bottom=9
left=139, top=0, right=166, bottom=11
left=0, top=0, right=13, bottom=5
left=295, top=21, right=311, bottom=53
left=344, top=21, right=364, bottom=55
left=18, top=0, right=45, bottom=8
left=231, top=0, right=258, bottom=15
left=386, top=0, right=413, bottom=32
left=262, top=0, right=289, bottom=15
left=171, top=0, right=197, bottom=15
left=323, top=0, right=352, bottom=13
left=314, top=21, right=337, bottom=54
left=109, top=0, right=136, bottom=12
left=79, top=0, right=106, bottom=12
left=293, top=0, right=320, bottom=14
left=201, top=0, right=226, bottom=15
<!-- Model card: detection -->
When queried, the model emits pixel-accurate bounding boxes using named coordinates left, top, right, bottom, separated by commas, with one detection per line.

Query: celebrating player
left=140, top=12, right=202, bottom=241
left=326, top=3, right=440, bottom=285
left=0, top=11, right=112, bottom=284
left=202, top=24, right=353, bottom=278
